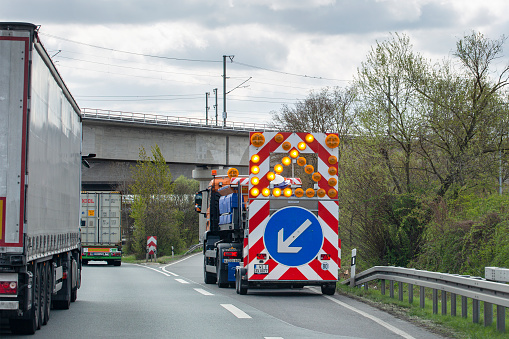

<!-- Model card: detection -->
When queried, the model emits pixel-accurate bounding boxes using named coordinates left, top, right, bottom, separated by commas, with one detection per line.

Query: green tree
left=405, top=31, right=509, bottom=197
left=130, top=144, right=178, bottom=258
left=171, top=175, right=200, bottom=247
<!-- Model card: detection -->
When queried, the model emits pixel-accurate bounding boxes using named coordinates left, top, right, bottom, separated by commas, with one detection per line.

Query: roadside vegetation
left=272, top=31, right=509, bottom=337
left=271, top=30, right=509, bottom=276
left=116, top=144, right=200, bottom=259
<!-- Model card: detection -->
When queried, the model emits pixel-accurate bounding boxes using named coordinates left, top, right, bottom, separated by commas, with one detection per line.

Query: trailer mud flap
left=228, top=262, right=240, bottom=282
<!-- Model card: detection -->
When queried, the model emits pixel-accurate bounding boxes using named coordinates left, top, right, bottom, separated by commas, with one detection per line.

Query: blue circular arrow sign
left=264, top=206, right=323, bottom=266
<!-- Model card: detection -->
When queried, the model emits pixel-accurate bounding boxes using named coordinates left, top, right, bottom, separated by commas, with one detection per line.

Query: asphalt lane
left=0, top=255, right=444, bottom=338
left=162, top=254, right=444, bottom=339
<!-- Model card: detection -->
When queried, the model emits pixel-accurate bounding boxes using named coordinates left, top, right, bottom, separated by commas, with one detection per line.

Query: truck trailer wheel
left=41, top=263, right=52, bottom=325
left=216, top=263, right=229, bottom=288
left=235, top=267, right=248, bottom=295
left=203, top=256, right=216, bottom=284
left=9, top=264, right=40, bottom=334
left=52, top=261, right=71, bottom=310
left=321, top=283, right=336, bottom=295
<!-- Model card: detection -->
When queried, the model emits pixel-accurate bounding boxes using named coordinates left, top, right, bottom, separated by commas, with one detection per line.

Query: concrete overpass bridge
left=81, top=108, right=274, bottom=191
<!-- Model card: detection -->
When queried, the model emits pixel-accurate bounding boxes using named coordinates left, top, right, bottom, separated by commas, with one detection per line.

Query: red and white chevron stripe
left=246, top=132, right=340, bottom=283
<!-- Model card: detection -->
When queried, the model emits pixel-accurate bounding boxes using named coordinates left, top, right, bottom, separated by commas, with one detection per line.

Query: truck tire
left=71, top=287, right=78, bottom=302
left=203, top=256, right=216, bottom=284
left=216, top=261, right=228, bottom=288
left=321, top=283, right=336, bottom=295
left=113, top=260, right=121, bottom=266
left=9, top=264, right=40, bottom=334
left=41, top=263, right=52, bottom=325
left=35, top=263, right=42, bottom=329
left=235, top=267, right=248, bottom=295
left=52, top=261, right=71, bottom=310
left=43, top=263, right=52, bottom=324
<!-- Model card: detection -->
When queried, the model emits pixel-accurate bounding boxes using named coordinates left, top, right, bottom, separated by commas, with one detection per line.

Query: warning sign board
left=147, top=236, right=157, bottom=255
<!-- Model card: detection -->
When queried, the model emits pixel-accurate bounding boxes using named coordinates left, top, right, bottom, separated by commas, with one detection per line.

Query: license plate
left=254, top=264, right=269, bottom=274
left=223, top=259, right=242, bottom=263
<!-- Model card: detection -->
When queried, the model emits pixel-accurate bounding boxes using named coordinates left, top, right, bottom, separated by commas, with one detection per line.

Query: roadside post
left=350, top=248, right=357, bottom=287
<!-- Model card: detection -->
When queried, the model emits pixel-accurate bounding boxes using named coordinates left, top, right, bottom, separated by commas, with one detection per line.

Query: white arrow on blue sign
left=264, top=206, right=323, bottom=266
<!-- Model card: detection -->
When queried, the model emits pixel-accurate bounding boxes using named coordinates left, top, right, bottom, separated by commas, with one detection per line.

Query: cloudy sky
left=2, top=0, right=508, bottom=126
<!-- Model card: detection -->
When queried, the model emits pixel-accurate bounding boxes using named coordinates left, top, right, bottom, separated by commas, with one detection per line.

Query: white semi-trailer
left=0, top=22, right=82, bottom=334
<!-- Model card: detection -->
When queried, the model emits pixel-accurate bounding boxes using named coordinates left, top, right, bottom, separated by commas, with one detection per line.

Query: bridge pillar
left=192, top=166, right=230, bottom=242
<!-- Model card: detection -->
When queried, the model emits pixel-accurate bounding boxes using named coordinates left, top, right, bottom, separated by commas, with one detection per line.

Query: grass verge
left=336, top=281, right=508, bottom=339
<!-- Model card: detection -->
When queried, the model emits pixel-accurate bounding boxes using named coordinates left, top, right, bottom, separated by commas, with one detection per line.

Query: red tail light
left=320, top=254, right=331, bottom=260
left=257, top=253, right=267, bottom=260
left=0, top=281, right=17, bottom=295
left=224, top=251, right=238, bottom=257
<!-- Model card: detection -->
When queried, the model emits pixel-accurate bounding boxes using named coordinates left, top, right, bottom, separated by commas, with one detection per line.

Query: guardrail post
left=484, top=302, right=493, bottom=326
left=390, top=280, right=394, bottom=299
left=473, top=299, right=480, bottom=323
left=398, top=281, right=403, bottom=301
left=497, top=305, right=505, bottom=333
left=364, top=282, right=368, bottom=290
left=432, top=289, right=438, bottom=314
left=408, top=284, right=413, bottom=304
left=462, top=296, right=468, bottom=318
left=381, top=280, right=385, bottom=295
left=451, top=293, right=456, bottom=316
left=350, top=249, right=356, bottom=287
left=419, top=286, right=425, bottom=308
left=441, top=291, right=447, bottom=315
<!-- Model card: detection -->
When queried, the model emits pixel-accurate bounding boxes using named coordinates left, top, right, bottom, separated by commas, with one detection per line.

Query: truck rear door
left=0, top=30, right=29, bottom=250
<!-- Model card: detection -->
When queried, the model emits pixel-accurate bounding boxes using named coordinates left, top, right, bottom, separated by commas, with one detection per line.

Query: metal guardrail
left=183, top=243, right=203, bottom=256
left=81, top=108, right=277, bottom=132
left=343, top=266, right=508, bottom=333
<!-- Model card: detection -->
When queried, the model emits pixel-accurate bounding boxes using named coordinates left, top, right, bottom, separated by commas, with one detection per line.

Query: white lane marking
left=265, top=337, right=284, bottom=339
left=175, top=278, right=189, bottom=284
left=221, top=304, right=252, bottom=319
left=166, top=271, right=179, bottom=277
left=314, top=289, right=415, bottom=339
left=194, top=288, right=214, bottom=296
left=161, top=253, right=200, bottom=275
left=132, top=264, right=175, bottom=277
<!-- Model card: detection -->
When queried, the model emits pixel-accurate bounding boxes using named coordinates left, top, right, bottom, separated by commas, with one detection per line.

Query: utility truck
left=81, top=191, right=122, bottom=266
left=0, top=22, right=82, bottom=334
left=195, top=132, right=341, bottom=295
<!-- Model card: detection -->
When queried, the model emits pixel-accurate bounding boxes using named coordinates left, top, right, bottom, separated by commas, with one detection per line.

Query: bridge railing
left=81, top=108, right=276, bottom=132
left=342, top=266, right=509, bottom=332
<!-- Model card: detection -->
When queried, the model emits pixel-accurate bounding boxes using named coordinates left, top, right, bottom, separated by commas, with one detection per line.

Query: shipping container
left=80, top=191, right=122, bottom=266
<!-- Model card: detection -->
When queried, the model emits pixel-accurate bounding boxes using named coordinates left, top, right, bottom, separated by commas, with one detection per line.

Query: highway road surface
left=0, top=254, right=444, bottom=338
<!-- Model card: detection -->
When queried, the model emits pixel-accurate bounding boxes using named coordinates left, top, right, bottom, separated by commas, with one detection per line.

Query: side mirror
left=194, top=192, right=203, bottom=213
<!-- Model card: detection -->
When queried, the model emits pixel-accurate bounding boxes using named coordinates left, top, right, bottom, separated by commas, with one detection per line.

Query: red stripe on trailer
left=243, top=237, right=248, bottom=267
left=248, top=237, right=265, bottom=265
left=309, top=259, right=337, bottom=280
left=247, top=200, right=269, bottom=233
left=279, top=267, right=307, bottom=281
left=250, top=132, right=289, bottom=165
left=319, top=201, right=339, bottom=234
left=322, top=237, right=339, bottom=265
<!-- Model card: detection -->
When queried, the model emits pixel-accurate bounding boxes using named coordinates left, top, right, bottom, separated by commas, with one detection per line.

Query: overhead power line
left=40, top=32, right=221, bottom=63
left=232, top=60, right=344, bottom=81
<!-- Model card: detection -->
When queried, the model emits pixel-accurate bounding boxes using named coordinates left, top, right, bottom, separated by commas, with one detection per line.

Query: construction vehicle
left=0, top=22, right=82, bottom=334
left=80, top=192, right=122, bottom=266
left=195, top=132, right=341, bottom=295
